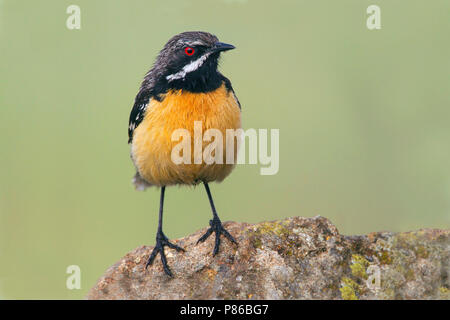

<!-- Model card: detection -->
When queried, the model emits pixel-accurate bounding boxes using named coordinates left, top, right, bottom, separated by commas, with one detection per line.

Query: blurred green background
left=1, top=0, right=449, bottom=299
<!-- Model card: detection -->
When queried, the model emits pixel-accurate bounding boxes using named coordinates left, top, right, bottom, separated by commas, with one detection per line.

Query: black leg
left=197, top=182, right=237, bottom=255
left=146, top=186, right=184, bottom=277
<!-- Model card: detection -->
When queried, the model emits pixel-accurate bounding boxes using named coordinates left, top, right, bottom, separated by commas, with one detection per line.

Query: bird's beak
left=212, top=42, right=235, bottom=53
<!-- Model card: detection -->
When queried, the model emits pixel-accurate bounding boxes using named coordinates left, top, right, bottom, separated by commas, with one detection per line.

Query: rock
left=87, top=216, right=450, bottom=300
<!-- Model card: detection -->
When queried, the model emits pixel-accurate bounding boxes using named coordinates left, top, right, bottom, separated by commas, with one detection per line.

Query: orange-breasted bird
left=128, top=31, right=241, bottom=276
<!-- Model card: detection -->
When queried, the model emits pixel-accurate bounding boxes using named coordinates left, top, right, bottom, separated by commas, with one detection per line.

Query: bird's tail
left=132, top=172, right=153, bottom=191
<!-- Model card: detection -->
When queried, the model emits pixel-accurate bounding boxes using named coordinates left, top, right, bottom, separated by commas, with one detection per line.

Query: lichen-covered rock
left=87, top=216, right=450, bottom=300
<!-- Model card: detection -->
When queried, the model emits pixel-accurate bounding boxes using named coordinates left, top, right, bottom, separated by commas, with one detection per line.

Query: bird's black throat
left=137, top=54, right=225, bottom=105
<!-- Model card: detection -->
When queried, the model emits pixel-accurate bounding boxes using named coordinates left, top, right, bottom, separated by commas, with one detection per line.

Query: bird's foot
left=196, top=216, right=237, bottom=256
left=146, top=231, right=185, bottom=277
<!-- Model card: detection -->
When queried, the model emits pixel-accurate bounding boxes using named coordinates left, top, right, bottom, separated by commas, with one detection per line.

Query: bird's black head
left=143, top=31, right=235, bottom=95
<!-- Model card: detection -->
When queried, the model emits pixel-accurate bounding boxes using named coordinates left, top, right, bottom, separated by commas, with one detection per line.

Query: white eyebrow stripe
left=166, top=52, right=211, bottom=82
left=187, top=40, right=206, bottom=46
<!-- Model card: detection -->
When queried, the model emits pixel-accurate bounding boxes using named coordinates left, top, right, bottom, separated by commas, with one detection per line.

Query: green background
left=1, top=0, right=449, bottom=299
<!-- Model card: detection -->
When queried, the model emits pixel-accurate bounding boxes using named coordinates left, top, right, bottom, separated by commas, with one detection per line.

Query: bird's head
left=148, top=31, right=235, bottom=92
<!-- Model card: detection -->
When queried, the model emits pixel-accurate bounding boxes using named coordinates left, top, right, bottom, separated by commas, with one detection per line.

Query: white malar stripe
left=166, top=52, right=211, bottom=82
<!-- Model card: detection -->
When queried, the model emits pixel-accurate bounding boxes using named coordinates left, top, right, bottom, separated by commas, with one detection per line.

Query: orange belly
left=131, top=83, right=241, bottom=186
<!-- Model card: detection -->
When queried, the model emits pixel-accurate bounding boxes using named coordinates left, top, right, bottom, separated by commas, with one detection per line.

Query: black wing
left=128, top=93, right=151, bottom=144
left=221, top=75, right=241, bottom=110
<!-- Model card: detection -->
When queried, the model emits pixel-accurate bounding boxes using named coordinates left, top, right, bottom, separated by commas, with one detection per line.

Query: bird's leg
left=146, top=186, right=184, bottom=277
left=197, top=182, right=237, bottom=256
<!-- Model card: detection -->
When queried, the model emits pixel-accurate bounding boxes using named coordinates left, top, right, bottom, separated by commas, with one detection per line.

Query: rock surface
left=88, top=216, right=450, bottom=300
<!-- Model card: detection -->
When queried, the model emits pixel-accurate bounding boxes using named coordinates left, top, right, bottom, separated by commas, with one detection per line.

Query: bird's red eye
left=184, top=47, right=195, bottom=56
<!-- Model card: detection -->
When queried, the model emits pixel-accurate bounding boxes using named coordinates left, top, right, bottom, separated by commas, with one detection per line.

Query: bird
left=128, top=31, right=241, bottom=276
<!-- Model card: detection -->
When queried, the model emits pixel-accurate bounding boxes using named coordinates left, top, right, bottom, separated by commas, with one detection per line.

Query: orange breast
left=131, top=83, right=241, bottom=186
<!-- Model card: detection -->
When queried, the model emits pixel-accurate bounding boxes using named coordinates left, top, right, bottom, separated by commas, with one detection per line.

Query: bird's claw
left=146, top=231, right=185, bottom=277
left=197, top=217, right=237, bottom=256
